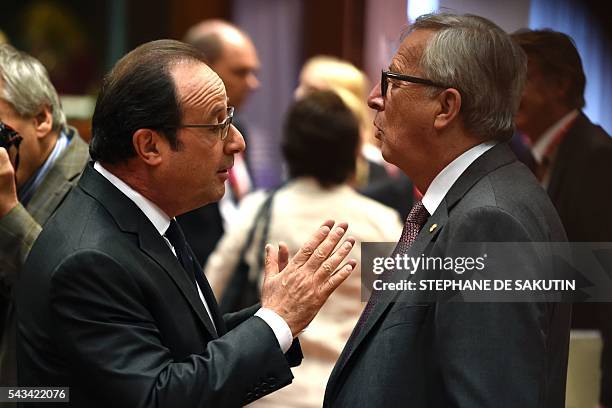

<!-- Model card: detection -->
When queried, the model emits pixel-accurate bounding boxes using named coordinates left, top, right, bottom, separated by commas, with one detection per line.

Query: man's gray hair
left=409, top=13, right=526, bottom=141
left=0, top=44, right=66, bottom=131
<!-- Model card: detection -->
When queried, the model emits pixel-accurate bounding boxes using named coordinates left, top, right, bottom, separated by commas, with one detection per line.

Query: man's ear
left=433, top=88, right=461, bottom=131
left=132, top=129, right=164, bottom=166
left=33, top=106, right=53, bottom=138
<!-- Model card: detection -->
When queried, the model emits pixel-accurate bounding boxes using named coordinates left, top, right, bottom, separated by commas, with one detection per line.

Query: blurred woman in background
left=295, top=56, right=414, bottom=219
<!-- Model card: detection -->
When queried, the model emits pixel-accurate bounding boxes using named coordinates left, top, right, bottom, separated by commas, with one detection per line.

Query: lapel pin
left=429, top=223, right=438, bottom=233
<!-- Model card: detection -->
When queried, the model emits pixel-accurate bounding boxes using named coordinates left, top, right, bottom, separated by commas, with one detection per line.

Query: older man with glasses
left=0, top=44, right=89, bottom=392
left=15, top=39, right=357, bottom=407
left=324, top=13, right=571, bottom=408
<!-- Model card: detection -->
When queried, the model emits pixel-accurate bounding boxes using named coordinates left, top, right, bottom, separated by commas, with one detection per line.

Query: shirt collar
left=531, top=109, right=578, bottom=164
left=18, top=129, right=70, bottom=206
left=421, top=141, right=497, bottom=215
left=93, top=161, right=171, bottom=235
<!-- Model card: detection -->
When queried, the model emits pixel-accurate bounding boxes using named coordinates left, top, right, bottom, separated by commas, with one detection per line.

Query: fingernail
left=335, top=227, right=345, bottom=236
left=321, top=226, right=331, bottom=234
left=344, top=242, right=352, bottom=250
left=346, top=264, right=353, bottom=271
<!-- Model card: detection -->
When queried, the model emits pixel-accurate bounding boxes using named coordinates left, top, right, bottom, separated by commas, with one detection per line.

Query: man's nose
left=225, top=124, right=246, bottom=154
left=367, top=82, right=384, bottom=111
left=247, top=73, right=260, bottom=91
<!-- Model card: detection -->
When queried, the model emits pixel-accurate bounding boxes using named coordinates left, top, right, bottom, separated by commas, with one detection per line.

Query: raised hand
left=0, top=147, right=18, bottom=218
left=261, top=220, right=357, bottom=336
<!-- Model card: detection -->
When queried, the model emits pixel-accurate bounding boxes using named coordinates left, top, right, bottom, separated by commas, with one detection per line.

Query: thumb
left=263, top=244, right=280, bottom=280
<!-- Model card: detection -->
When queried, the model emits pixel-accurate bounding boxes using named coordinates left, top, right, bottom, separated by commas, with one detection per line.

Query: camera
left=0, top=121, right=22, bottom=149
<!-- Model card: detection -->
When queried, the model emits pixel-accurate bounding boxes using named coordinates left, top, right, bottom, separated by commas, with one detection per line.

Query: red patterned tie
left=392, top=200, right=430, bottom=256
left=342, top=201, right=429, bottom=359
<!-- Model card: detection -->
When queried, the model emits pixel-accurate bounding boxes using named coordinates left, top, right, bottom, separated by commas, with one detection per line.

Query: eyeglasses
left=381, top=70, right=449, bottom=97
left=180, top=106, right=235, bottom=140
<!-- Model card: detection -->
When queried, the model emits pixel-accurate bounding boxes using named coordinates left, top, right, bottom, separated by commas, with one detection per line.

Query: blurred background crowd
left=1, top=0, right=611, bottom=407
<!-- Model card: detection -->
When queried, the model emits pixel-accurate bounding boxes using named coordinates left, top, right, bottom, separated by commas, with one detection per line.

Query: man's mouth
left=217, top=163, right=233, bottom=174
left=373, top=122, right=384, bottom=139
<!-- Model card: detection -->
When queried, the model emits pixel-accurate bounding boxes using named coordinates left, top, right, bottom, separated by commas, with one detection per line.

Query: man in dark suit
left=0, top=44, right=89, bottom=392
left=325, top=14, right=571, bottom=407
left=512, top=29, right=612, bottom=408
left=15, top=39, right=356, bottom=407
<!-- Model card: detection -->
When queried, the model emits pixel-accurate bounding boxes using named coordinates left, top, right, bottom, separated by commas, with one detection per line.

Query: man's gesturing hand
left=261, top=220, right=357, bottom=337
left=0, top=147, right=18, bottom=218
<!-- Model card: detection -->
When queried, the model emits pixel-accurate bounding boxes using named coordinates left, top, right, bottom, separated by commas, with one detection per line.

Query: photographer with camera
left=0, top=44, right=88, bottom=388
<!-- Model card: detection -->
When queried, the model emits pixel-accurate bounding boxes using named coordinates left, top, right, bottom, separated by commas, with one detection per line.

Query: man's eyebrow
left=205, top=102, right=227, bottom=120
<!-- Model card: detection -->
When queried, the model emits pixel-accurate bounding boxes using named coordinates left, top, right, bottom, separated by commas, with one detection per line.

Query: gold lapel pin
left=429, top=223, right=438, bottom=233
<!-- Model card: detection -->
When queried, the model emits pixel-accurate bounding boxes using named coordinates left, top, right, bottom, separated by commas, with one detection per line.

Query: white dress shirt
left=531, top=109, right=578, bottom=165
left=93, top=162, right=292, bottom=353
left=422, top=141, right=497, bottom=215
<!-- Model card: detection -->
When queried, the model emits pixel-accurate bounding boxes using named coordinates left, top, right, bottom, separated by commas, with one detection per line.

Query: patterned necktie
left=341, top=200, right=430, bottom=361
left=392, top=200, right=430, bottom=256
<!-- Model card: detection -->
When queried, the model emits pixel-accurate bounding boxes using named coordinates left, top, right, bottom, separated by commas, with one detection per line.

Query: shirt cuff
left=255, top=308, right=293, bottom=353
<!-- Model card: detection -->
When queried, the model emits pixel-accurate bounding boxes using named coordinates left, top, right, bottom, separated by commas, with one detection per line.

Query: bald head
left=184, top=19, right=260, bottom=109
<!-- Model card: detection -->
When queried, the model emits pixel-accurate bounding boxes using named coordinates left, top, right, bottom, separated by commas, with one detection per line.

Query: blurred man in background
left=180, top=19, right=260, bottom=267
left=513, top=29, right=612, bottom=408
left=0, top=44, right=88, bottom=389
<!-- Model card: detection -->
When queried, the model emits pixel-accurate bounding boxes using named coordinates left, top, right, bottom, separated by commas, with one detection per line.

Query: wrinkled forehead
left=390, top=29, right=434, bottom=73
left=171, top=61, right=228, bottom=112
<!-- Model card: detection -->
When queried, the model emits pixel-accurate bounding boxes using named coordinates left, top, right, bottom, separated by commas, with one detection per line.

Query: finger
left=303, top=223, right=349, bottom=272
left=335, top=221, right=348, bottom=231
left=321, top=261, right=356, bottom=298
left=278, top=241, right=289, bottom=271
left=330, top=236, right=355, bottom=256
left=314, top=238, right=354, bottom=283
left=263, top=244, right=280, bottom=280
left=331, top=259, right=357, bottom=278
left=291, top=221, right=334, bottom=266
left=0, top=148, right=12, bottom=168
left=0, top=148, right=16, bottom=180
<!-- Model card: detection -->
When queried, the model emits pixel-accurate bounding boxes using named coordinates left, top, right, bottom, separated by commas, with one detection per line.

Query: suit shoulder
left=449, top=168, right=565, bottom=242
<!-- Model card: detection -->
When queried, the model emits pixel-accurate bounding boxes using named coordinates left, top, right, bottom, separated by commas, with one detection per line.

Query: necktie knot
left=164, top=219, right=192, bottom=270
left=406, top=200, right=429, bottom=228
left=164, top=219, right=184, bottom=249
left=395, top=200, right=430, bottom=255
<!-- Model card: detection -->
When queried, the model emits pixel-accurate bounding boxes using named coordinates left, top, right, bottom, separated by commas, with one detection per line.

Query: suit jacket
left=324, top=143, right=571, bottom=408
left=546, top=112, right=612, bottom=405
left=0, top=128, right=88, bottom=388
left=15, top=164, right=301, bottom=407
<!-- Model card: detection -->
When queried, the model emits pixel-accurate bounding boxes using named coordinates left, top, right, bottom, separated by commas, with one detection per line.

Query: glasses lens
left=220, top=124, right=229, bottom=140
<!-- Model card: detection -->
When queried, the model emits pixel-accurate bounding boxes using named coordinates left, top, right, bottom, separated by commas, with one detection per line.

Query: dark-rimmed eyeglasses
left=381, top=70, right=449, bottom=97
left=180, top=106, right=234, bottom=141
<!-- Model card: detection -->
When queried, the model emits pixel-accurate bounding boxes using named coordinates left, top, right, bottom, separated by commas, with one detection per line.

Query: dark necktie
left=164, top=219, right=217, bottom=334
left=341, top=200, right=430, bottom=361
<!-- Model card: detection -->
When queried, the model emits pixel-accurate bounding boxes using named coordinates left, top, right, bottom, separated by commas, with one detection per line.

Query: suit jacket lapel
left=78, top=164, right=220, bottom=338
left=27, top=128, right=89, bottom=223
left=327, top=205, right=447, bottom=394
left=188, top=245, right=227, bottom=335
